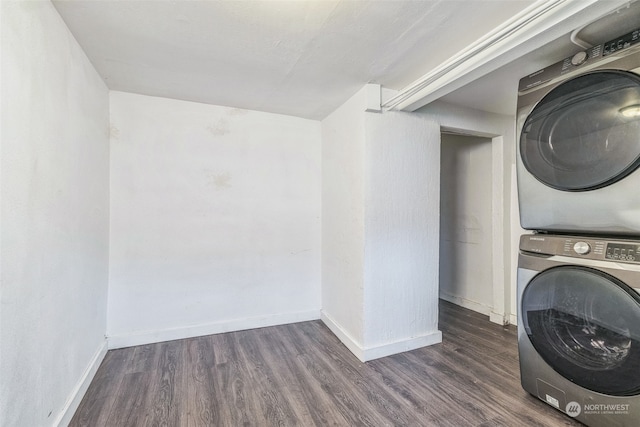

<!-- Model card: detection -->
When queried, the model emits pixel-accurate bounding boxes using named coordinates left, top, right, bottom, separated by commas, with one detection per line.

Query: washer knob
left=571, top=51, right=588, bottom=66
left=574, top=241, right=591, bottom=255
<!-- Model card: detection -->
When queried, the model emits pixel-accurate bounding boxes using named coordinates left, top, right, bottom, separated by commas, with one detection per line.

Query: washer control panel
left=520, top=234, right=640, bottom=264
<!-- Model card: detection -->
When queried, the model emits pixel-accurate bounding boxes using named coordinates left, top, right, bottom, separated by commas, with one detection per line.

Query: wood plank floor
left=70, top=301, right=581, bottom=426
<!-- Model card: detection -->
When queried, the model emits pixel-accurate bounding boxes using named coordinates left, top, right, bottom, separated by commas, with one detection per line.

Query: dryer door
left=522, top=265, right=640, bottom=396
left=520, top=70, right=640, bottom=191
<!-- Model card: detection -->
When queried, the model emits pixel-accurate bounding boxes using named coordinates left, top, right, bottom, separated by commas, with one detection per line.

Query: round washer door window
left=520, top=70, right=640, bottom=191
left=522, top=266, right=640, bottom=396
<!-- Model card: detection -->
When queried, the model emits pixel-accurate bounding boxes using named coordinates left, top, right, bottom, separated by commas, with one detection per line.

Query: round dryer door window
left=522, top=266, right=640, bottom=396
left=520, top=70, right=640, bottom=191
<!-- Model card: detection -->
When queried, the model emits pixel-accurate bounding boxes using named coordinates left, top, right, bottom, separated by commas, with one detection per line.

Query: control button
left=574, top=241, right=591, bottom=255
left=571, top=51, right=588, bottom=66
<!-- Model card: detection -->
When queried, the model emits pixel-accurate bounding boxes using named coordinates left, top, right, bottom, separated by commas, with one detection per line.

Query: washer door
left=520, top=70, right=640, bottom=191
left=522, top=266, right=640, bottom=396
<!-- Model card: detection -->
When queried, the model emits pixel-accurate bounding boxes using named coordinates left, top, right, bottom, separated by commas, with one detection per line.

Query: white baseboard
left=107, top=310, right=321, bottom=349
left=55, top=340, right=108, bottom=427
left=439, top=291, right=492, bottom=316
left=321, top=311, right=443, bottom=362
left=490, top=311, right=509, bottom=326
left=361, top=331, right=443, bottom=362
left=510, top=313, right=518, bottom=325
left=320, top=311, right=366, bottom=361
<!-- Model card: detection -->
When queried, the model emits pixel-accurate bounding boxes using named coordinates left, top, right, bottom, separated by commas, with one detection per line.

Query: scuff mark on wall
left=290, top=249, right=312, bottom=255
left=454, top=214, right=482, bottom=244
left=110, top=124, right=120, bottom=140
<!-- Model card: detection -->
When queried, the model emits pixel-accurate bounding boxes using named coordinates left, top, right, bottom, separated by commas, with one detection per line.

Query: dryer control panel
left=605, top=242, right=640, bottom=262
left=604, top=29, right=640, bottom=56
left=518, top=27, right=640, bottom=92
left=520, top=234, right=640, bottom=264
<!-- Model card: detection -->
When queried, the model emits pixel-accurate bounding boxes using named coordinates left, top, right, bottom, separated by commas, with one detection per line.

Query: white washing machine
left=517, top=28, right=640, bottom=235
left=518, top=233, right=640, bottom=427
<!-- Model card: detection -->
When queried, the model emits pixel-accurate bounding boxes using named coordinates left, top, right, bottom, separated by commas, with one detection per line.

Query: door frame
left=440, top=126, right=509, bottom=325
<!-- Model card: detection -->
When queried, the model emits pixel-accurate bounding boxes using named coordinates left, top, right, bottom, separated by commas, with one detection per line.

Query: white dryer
left=517, top=28, right=640, bottom=235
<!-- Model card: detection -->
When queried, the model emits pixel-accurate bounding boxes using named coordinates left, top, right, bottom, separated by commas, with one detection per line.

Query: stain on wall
left=207, top=118, right=229, bottom=136
left=228, top=108, right=249, bottom=116
left=204, top=170, right=232, bottom=190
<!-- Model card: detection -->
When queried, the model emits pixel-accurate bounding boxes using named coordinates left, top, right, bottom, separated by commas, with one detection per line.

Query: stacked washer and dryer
left=516, top=28, right=640, bottom=427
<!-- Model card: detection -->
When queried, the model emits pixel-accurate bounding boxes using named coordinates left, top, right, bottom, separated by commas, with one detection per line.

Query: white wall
left=108, top=92, right=321, bottom=347
left=322, top=86, right=442, bottom=361
left=1, top=2, right=110, bottom=426
left=363, top=111, right=442, bottom=358
left=439, top=134, right=493, bottom=314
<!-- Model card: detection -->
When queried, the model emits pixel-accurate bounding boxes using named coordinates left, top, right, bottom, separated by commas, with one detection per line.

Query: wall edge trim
left=321, top=311, right=443, bottom=362
left=439, top=291, right=492, bottom=316
left=320, top=310, right=366, bottom=362
left=509, top=313, right=518, bottom=326
left=55, top=340, right=108, bottom=427
left=361, top=331, right=443, bottom=362
left=107, top=310, right=321, bottom=349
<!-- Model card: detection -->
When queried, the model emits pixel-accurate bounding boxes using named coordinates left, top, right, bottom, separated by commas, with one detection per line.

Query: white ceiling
left=52, top=0, right=536, bottom=120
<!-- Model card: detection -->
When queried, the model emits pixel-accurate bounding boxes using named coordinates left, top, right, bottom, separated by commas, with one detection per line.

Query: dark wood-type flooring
left=70, top=300, right=581, bottom=426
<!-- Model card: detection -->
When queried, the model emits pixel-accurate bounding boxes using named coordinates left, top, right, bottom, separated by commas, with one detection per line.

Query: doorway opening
left=436, top=127, right=510, bottom=325
left=439, top=132, right=494, bottom=316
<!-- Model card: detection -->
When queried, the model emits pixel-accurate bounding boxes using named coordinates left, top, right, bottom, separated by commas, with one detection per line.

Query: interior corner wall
left=320, top=88, right=367, bottom=353
left=362, top=111, right=442, bottom=359
left=1, top=2, right=110, bottom=426
left=107, top=92, right=321, bottom=347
